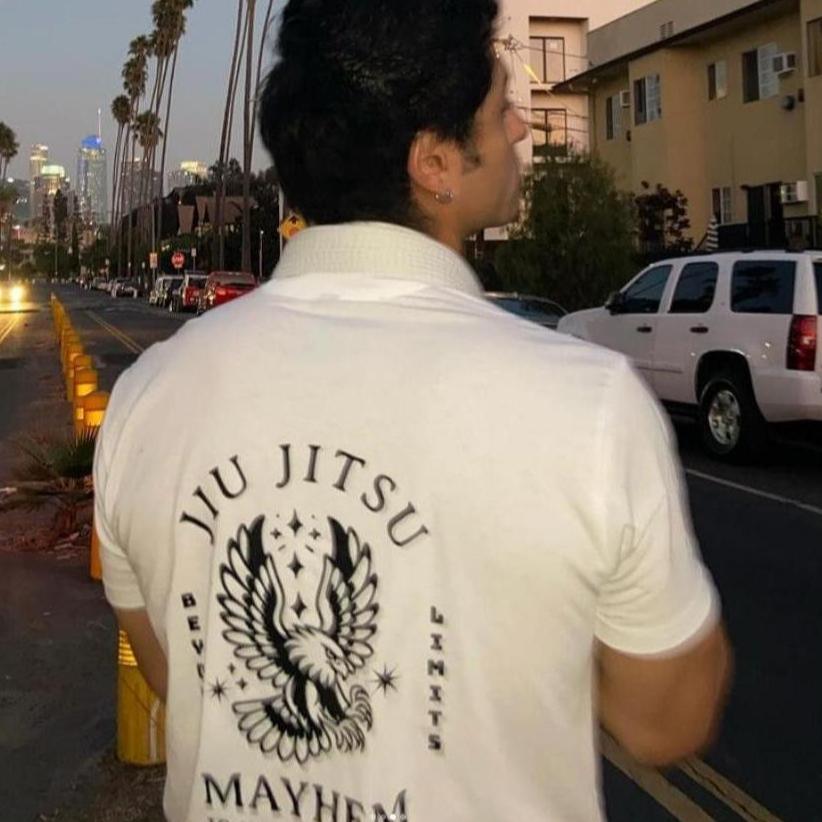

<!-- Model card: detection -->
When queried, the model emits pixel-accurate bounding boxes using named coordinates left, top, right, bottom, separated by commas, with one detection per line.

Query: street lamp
left=259, top=230, right=264, bottom=280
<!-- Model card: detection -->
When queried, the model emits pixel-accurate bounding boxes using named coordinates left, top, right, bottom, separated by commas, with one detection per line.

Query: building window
left=742, top=43, right=779, bottom=103
left=809, top=18, right=822, bottom=77
left=634, top=74, right=662, bottom=125
left=708, top=61, right=728, bottom=100
left=531, top=108, right=568, bottom=152
left=529, top=37, right=566, bottom=84
left=605, top=95, right=623, bottom=140
left=712, top=187, right=733, bottom=224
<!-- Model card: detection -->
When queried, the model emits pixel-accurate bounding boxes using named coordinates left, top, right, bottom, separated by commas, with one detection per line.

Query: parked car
left=197, top=271, right=258, bottom=314
left=170, top=271, right=207, bottom=312
left=157, top=274, right=183, bottom=310
left=149, top=275, right=173, bottom=306
left=109, top=278, right=126, bottom=297
left=118, top=281, right=140, bottom=299
left=487, top=292, right=567, bottom=330
left=558, top=251, right=822, bottom=460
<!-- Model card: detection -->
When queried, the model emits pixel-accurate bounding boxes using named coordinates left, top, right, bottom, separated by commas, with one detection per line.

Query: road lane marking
left=0, top=316, right=20, bottom=347
left=684, top=469, right=822, bottom=518
left=680, top=757, right=784, bottom=822
left=600, top=733, right=714, bottom=821
left=86, top=311, right=144, bottom=354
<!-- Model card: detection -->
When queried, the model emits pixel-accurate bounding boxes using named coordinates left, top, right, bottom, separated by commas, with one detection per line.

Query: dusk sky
left=0, top=0, right=274, bottom=183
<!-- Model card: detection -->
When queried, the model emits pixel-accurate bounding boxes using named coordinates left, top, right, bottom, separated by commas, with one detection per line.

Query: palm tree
left=240, top=0, right=257, bottom=273
left=214, top=0, right=248, bottom=270
left=135, top=110, right=163, bottom=273
left=0, top=122, right=19, bottom=180
left=121, top=36, right=151, bottom=277
left=151, top=0, right=196, bottom=261
left=109, top=96, right=131, bottom=254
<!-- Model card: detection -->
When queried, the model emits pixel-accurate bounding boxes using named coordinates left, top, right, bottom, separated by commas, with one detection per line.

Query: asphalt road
left=2, top=283, right=821, bottom=821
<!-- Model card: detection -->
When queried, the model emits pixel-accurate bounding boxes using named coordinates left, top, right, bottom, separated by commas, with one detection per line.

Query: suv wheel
left=699, top=369, right=768, bottom=461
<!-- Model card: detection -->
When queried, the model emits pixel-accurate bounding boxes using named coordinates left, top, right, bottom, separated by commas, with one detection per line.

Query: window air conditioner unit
left=780, top=180, right=809, bottom=204
left=619, top=90, right=631, bottom=108
left=773, top=52, right=798, bottom=75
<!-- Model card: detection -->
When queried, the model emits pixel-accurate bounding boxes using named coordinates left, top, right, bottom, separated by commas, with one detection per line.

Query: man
left=95, top=1, right=730, bottom=820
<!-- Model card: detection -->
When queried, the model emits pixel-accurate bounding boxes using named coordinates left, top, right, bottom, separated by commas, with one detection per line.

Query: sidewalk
left=0, top=295, right=164, bottom=821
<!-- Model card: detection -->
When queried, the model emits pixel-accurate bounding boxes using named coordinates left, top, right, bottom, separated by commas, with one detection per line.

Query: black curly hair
left=259, top=0, right=499, bottom=228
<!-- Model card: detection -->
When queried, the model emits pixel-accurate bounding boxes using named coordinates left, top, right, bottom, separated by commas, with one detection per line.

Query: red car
left=197, top=271, right=258, bottom=313
left=170, top=271, right=208, bottom=313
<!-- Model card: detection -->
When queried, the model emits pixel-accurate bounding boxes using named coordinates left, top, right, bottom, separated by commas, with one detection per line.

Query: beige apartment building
left=558, top=0, right=822, bottom=249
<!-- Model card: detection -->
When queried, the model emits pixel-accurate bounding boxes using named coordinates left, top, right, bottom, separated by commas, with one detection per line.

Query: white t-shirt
left=95, top=222, right=718, bottom=822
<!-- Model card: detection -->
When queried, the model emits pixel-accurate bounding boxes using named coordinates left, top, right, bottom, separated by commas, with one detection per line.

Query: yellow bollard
left=117, top=630, right=166, bottom=765
left=73, top=368, right=98, bottom=430
left=66, top=354, right=92, bottom=402
left=84, top=391, right=109, bottom=580
left=63, top=343, right=83, bottom=381
left=89, top=525, right=103, bottom=581
left=81, top=390, right=109, bottom=432
left=61, top=331, right=79, bottom=368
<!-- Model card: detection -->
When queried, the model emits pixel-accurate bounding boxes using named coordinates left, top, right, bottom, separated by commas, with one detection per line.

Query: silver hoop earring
left=435, top=189, right=455, bottom=205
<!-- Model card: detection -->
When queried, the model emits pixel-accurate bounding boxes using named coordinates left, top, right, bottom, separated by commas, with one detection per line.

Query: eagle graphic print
left=217, top=512, right=379, bottom=764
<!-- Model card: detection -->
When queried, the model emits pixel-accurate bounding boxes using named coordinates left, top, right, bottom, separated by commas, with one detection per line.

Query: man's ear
left=407, top=130, right=459, bottom=202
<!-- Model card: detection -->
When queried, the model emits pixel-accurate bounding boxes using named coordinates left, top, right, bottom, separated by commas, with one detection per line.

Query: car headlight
left=10, top=285, right=25, bottom=302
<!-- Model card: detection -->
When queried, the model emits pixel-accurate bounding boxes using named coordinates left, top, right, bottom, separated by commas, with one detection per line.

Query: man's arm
left=115, top=607, right=168, bottom=703
left=597, top=623, right=732, bottom=766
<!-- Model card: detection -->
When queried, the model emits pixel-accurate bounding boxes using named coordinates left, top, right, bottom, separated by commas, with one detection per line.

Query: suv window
left=731, top=261, right=796, bottom=314
left=670, top=262, right=719, bottom=314
left=815, top=263, right=822, bottom=313
left=622, top=265, right=673, bottom=314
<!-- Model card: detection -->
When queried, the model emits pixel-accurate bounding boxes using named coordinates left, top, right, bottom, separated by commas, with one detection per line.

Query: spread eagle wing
left=316, top=518, right=379, bottom=677
left=217, top=516, right=333, bottom=762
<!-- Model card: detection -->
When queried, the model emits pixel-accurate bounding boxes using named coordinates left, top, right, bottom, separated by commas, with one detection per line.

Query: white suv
left=558, top=252, right=822, bottom=459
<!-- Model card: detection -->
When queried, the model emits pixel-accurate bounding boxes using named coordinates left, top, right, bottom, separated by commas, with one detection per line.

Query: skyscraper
left=29, top=144, right=48, bottom=220
left=76, top=134, right=108, bottom=225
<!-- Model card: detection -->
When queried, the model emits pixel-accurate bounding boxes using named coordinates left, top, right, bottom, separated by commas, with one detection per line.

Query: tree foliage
left=635, top=181, right=693, bottom=257
left=494, top=153, right=637, bottom=311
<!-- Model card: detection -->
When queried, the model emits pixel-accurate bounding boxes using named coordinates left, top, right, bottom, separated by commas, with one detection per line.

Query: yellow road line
left=0, top=316, right=20, bottom=347
left=680, top=757, right=784, bottom=822
left=601, top=733, right=714, bottom=821
left=86, top=311, right=144, bottom=354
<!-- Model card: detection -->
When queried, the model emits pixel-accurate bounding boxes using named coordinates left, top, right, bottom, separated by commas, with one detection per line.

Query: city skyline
left=0, top=0, right=269, bottom=183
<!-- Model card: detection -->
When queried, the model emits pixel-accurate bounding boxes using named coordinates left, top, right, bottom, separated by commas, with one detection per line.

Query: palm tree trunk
left=214, top=0, right=246, bottom=271
left=241, top=0, right=256, bottom=274
left=158, top=43, right=180, bottom=262
left=127, top=132, right=137, bottom=278
left=251, top=0, right=276, bottom=134
left=108, top=124, right=123, bottom=250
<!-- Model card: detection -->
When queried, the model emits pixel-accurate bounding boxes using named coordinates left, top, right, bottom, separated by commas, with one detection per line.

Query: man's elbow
left=619, top=713, right=721, bottom=767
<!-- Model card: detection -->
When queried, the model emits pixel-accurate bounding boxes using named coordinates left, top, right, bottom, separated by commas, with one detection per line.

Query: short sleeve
left=93, top=411, right=146, bottom=611
left=594, top=359, right=719, bottom=656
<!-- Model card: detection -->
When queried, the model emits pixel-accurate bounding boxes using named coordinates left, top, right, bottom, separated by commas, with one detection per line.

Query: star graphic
left=237, top=678, right=248, bottom=691
left=228, top=663, right=236, bottom=675
left=292, top=594, right=307, bottom=619
left=309, top=528, right=322, bottom=541
left=208, top=678, right=230, bottom=702
left=288, top=553, right=304, bottom=578
left=270, top=527, right=283, bottom=541
left=372, top=665, right=399, bottom=696
left=288, top=510, right=303, bottom=537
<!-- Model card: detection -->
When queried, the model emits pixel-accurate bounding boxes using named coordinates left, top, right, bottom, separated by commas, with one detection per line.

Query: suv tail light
left=216, top=286, right=228, bottom=297
left=787, top=315, right=818, bottom=371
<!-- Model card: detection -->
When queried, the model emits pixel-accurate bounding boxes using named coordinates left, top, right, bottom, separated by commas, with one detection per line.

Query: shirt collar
left=272, top=222, right=484, bottom=298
